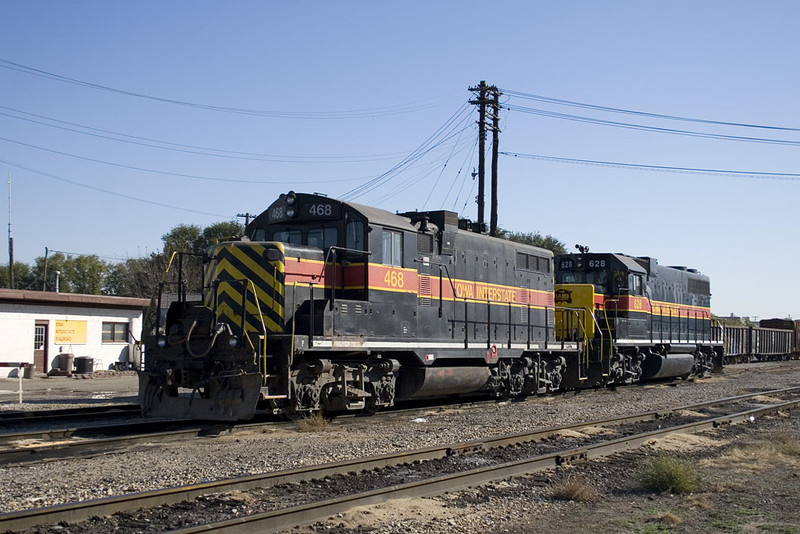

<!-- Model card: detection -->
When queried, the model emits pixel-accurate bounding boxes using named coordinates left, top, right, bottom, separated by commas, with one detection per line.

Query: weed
left=548, top=475, right=597, bottom=502
left=295, top=412, right=330, bottom=432
left=637, top=452, right=700, bottom=494
left=645, top=512, right=683, bottom=525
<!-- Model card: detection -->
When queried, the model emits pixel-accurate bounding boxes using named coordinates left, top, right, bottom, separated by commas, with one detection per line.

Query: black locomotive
left=554, top=252, right=722, bottom=386
left=139, top=192, right=725, bottom=420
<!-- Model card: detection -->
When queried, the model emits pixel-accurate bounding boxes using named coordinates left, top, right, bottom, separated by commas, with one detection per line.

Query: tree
left=104, top=255, right=170, bottom=298
left=162, top=224, right=203, bottom=256
left=0, top=262, right=35, bottom=290
left=497, top=228, right=567, bottom=256
left=26, top=253, right=110, bottom=294
left=70, top=255, right=110, bottom=294
left=197, top=221, right=246, bottom=253
left=159, top=221, right=245, bottom=294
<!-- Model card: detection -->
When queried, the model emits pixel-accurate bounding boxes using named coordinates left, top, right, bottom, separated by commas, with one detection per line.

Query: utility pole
left=236, top=212, right=254, bottom=226
left=489, top=87, right=501, bottom=237
left=7, top=172, right=13, bottom=289
left=469, top=81, right=488, bottom=232
left=469, top=81, right=501, bottom=235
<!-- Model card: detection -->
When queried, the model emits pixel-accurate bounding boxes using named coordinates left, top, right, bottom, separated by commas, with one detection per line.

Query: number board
left=300, top=202, right=340, bottom=219
left=267, top=205, right=288, bottom=223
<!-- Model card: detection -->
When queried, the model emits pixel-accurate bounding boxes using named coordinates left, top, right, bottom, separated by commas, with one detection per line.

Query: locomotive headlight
left=286, top=206, right=297, bottom=218
left=157, top=336, right=167, bottom=348
left=285, top=191, right=297, bottom=205
left=227, top=336, right=239, bottom=348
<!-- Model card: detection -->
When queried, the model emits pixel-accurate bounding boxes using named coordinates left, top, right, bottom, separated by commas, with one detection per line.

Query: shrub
left=549, top=476, right=597, bottom=502
left=638, top=453, right=700, bottom=494
left=296, top=412, right=330, bottom=432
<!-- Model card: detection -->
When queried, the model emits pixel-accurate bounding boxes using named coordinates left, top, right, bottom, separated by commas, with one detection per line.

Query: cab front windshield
left=252, top=220, right=364, bottom=253
left=560, top=269, right=610, bottom=295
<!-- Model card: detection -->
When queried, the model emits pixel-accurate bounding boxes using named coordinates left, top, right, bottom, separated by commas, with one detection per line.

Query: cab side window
left=382, top=229, right=403, bottom=267
left=628, top=274, right=643, bottom=296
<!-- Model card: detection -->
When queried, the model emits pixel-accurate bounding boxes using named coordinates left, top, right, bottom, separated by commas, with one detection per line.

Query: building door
left=34, top=322, right=48, bottom=373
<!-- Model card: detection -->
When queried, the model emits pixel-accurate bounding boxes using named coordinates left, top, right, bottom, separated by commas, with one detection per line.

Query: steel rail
left=0, top=404, right=140, bottom=424
left=2, top=387, right=799, bottom=533
left=0, top=419, right=298, bottom=464
left=166, top=397, right=800, bottom=534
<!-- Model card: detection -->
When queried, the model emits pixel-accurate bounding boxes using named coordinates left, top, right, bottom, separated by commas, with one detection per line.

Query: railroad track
left=2, top=386, right=799, bottom=533
left=0, top=379, right=691, bottom=465
left=0, top=418, right=290, bottom=464
left=0, top=404, right=140, bottom=425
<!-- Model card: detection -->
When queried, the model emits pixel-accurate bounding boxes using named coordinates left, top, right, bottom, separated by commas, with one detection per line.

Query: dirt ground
left=0, top=373, right=138, bottom=409
left=307, top=410, right=800, bottom=534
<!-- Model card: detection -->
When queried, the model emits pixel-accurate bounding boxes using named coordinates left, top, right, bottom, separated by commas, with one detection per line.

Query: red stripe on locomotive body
left=282, top=257, right=553, bottom=305
left=599, top=294, right=711, bottom=319
left=366, top=264, right=418, bottom=294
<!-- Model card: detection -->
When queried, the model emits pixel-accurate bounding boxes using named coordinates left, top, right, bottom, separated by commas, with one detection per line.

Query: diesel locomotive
left=138, top=191, right=722, bottom=421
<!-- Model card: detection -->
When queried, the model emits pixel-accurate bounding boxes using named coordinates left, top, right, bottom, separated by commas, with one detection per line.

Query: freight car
left=722, top=319, right=800, bottom=363
left=139, top=192, right=722, bottom=421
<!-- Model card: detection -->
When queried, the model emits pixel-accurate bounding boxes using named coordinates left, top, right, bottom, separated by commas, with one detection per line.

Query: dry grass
left=645, top=512, right=683, bottom=525
left=688, top=495, right=713, bottom=511
left=295, top=412, right=330, bottom=432
left=637, top=452, right=700, bottom=494
left=707, top=432, right=800, bottom=470
left=548, top=475, right=598, bottom=502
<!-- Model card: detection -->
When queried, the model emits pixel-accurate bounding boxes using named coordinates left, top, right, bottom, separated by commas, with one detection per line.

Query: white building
left=0, top=289, right=150, bottom=377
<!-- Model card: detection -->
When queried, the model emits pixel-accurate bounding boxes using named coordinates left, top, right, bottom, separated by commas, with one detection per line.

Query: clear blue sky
left=2, top=1, right=798, bottom=319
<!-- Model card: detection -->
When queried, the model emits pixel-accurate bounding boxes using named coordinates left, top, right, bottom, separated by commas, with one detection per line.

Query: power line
left=341, top=102, right=474, bottom=200
left=0, top=105, right=406, bottom=163
left=0, top=135, right=371, bottom=185
left=504, top=104, right=800, bottom=147
left=0, top=58, right=458, bottom=119
left=502, top=88, right=800, bottom=132
left=0, top=156, right=232, bottom=216
left=501, top=151, right=800, bottom=181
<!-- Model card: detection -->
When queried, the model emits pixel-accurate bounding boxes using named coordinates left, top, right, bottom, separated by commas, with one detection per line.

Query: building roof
left=0, top=289, right=150, bottom=310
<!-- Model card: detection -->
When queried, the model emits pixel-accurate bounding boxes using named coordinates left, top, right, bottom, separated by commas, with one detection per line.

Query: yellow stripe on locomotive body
left=203, top=241, right=286, bottom=334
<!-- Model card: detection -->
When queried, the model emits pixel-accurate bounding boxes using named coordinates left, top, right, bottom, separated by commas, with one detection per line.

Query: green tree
left=159, top=221, right=245, bottom=294
left=497, top=228, right=567, bottom=256
left=69, top=255, right=110, bottom=294
left=0, top=262, right=35, bottom=289
left=162, top=224, right=203, bottom=255
left=31, top=252, right=70, bottom=292
left=104, top=255, right=170, bottom=298
left=27, top=253, right=110, bottom=294
left=162, top=221, right=244, bottom=255
left=197, top=221, right=245, bottom=253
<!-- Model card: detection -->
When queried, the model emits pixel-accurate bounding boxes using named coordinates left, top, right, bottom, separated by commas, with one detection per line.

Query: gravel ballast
left=1, top=362, right=799, bottom=529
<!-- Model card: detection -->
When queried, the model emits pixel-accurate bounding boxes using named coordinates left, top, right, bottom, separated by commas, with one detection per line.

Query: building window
left=34, top=325, right=46, bottom=350
left=382, top=229, right=403, bottom=267
left=102, top=322, right=129, bottom=343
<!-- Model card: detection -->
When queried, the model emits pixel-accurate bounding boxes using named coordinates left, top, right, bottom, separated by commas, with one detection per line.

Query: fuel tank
left=396, top=366, right=492, bottom=398
left=641, top=352, right=695, bottom=380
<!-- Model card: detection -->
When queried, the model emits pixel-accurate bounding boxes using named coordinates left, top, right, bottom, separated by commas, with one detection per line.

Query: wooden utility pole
left=469, top=81, right=488, bottom=232
left=490, top=87, right=501, bottom=237
left=469, top=81, right=501, bottom=235
left=7, top=172, right=13, bottom=289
